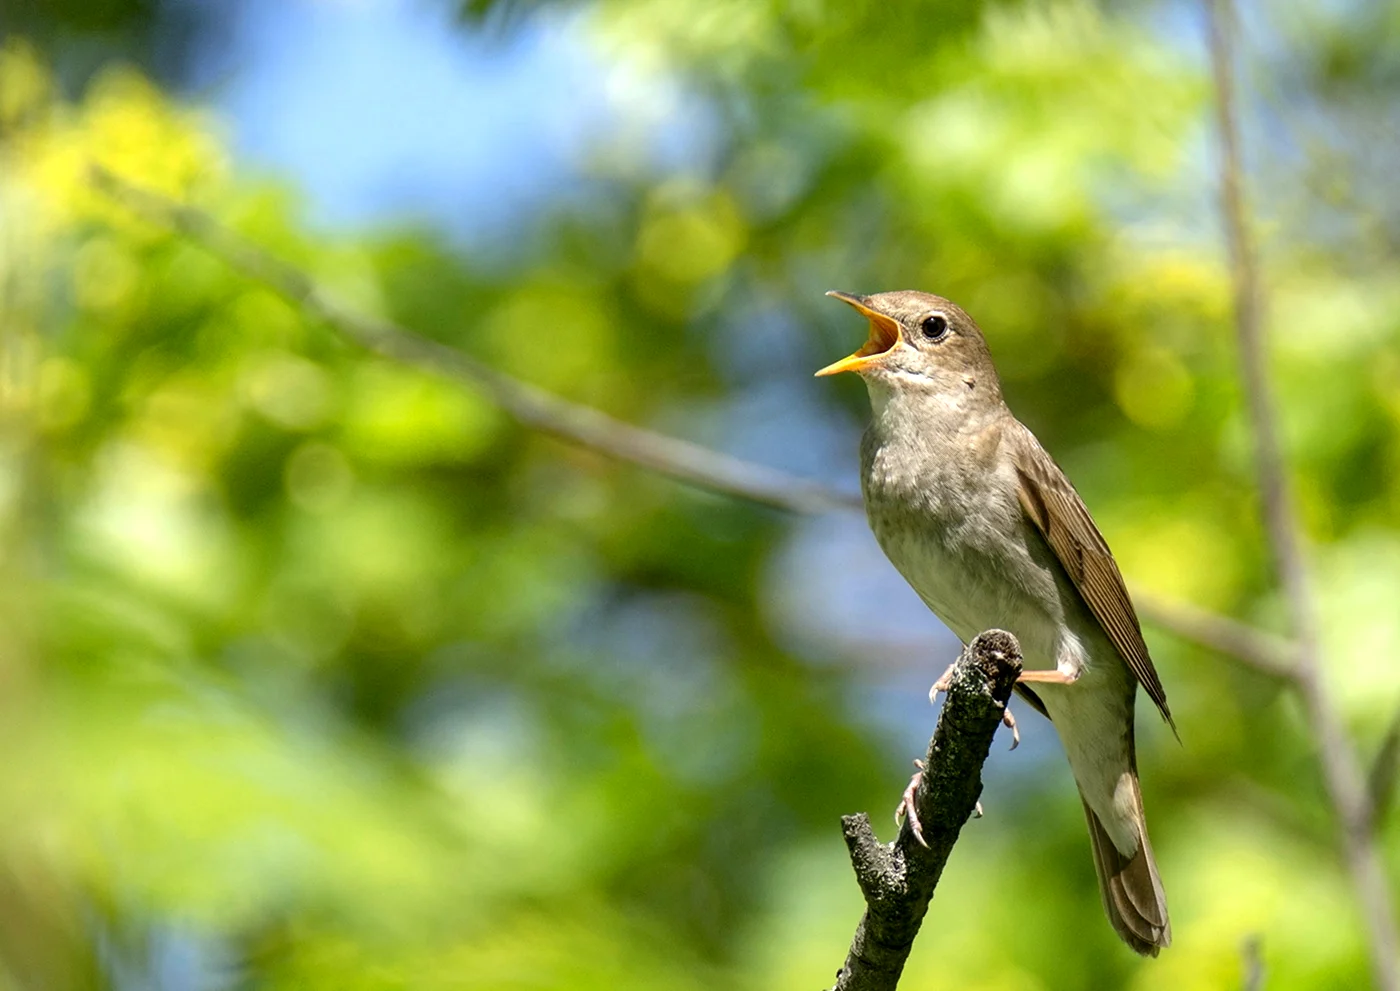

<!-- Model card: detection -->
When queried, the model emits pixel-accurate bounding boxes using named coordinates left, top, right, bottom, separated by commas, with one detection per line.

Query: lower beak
left=816, top=291, right=902, bottom=377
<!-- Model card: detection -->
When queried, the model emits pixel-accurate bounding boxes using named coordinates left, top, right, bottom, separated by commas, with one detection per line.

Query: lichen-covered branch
left=831, top=630, right=1022, bottom=991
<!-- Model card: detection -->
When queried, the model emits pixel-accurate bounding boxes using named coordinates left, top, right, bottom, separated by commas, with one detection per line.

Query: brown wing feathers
left=1012, top=432, right=1176, bottom=733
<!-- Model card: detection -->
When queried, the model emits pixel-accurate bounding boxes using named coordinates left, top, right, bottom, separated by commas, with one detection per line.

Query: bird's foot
left=926, top=662, right=958, bottom=705
left=1002, top=705, right=1020, bottom=750
left=895, top=759, right=929, bottom=848
left=897, top=759, right=988, bottom=841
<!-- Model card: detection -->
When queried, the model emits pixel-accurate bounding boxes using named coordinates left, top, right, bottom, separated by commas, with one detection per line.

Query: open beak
left=815, top=291, right=902, bottom=377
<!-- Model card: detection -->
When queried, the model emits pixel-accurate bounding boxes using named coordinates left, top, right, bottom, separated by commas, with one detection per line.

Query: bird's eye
left=920, top=314, right=948, bottom=341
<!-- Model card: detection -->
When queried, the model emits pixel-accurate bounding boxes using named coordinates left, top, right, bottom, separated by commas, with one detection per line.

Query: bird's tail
left=1080, top=773, right=1171, bottom=957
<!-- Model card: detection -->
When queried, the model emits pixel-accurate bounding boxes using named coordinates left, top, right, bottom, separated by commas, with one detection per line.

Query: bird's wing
left=1014, top=683, right=1051, bottom=720
left=1008, top=425, right=1175, bottom=731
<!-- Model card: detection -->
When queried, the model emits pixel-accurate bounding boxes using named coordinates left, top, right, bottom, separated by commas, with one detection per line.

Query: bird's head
left=817, top=290, right=1001, bottom=401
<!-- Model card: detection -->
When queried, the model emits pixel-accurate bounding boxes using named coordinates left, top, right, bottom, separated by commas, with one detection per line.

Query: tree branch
left=1132, top=590, right=1298, bottom=679
left=1204, top=2, right=1400, bottom=986
left=1241, top=934, right=1265, bottom=991
left=831, top=630, right=1021, bottom=991
left=87, top=166, right=860, bottom=517
left=1366, top=699, right=1400, bottom=833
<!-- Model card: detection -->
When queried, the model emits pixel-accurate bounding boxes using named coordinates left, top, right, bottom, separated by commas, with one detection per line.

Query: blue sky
left=209, top=0, right=616, bottom=248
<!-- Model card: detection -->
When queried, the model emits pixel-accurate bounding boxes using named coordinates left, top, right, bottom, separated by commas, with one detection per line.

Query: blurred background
left=1, top=0, right=1398, bottom=987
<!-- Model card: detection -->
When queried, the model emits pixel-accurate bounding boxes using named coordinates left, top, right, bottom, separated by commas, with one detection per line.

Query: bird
left=817, top=289, right=1173, bottom=956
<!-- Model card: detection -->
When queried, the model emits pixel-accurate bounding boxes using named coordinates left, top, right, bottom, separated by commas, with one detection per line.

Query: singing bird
left=818, top=289, right=1173, bottom=956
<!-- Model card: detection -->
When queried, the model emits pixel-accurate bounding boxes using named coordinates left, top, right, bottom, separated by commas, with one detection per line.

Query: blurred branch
left=89, top=168, right=1311, bottom=700
left=831, top=630, right=1021, bottom=991
left=1366, top=701, right=1400, bottom=833
left=1133, top=591, right=1297, bottom=679
left=1205, top=2, right=1400, bottom=988
left=1241, top=934, right=1265, bottom=991
left=88, top=166, right=860, bottom=516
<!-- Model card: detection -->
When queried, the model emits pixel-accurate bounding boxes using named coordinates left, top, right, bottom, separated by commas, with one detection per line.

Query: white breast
left=859, top=388, right=1068, bottom=673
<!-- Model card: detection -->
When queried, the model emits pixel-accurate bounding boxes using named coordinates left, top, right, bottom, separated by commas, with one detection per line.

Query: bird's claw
left=1002, top=706, right=1020, bottom=750
left=898, top=758, right=989, bottom=840
left=895, top=759, right=929, bottom=848
left=926, top=662, right=958, bottom=705
left=931, top=660, right=1019, bottom=752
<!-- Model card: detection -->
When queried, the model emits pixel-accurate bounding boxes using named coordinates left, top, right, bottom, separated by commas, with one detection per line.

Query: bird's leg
left=1016, top=669, right=1080, bottom=685
left=895, top=759, right=929, bottom=848
left=926, top=662, right=959, bottom=704
left=1001, top=705, right=1020, bottom=750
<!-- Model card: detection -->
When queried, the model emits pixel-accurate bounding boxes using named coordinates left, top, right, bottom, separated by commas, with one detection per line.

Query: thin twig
left=88, top=168, right=1307, bottom=693
left=1241, top=934, right=1265, bottom=991
left=1133, top=590, right=1297, bottom=679
left=88, top=166, right=860, bottom=516
left=1205, top=2, right=1400, bottom=987
left=831, top=630, right=1022, bottom=991
left=1367, top=699, right=1400, bottom=833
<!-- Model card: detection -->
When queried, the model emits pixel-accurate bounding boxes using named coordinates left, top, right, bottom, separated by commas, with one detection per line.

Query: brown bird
left=818, top=289, right=1172, bottom=956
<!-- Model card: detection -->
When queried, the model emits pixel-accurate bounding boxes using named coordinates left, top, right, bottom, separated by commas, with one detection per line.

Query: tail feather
left=1080, top=778, right=1171, bottom=957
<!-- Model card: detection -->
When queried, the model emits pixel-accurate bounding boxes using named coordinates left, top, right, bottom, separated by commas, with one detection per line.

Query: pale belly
left=870, top=502, right=1069, bottom=673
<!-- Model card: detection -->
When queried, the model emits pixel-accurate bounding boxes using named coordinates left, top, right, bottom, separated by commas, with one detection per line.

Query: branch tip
left=832, top=631, right=1021, bottom=991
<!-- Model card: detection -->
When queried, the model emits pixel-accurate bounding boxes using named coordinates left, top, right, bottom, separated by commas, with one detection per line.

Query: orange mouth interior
left=853, top=312, right=899, bottom=357
left=815, top=291, right=902, bottom=376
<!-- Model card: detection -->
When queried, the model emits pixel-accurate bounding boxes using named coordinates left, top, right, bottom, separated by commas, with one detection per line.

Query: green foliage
left=1, top=1, right=1399, bottom=986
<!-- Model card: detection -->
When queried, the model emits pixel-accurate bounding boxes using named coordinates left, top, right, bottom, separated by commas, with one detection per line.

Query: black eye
left=920, top=314, right=948, bottom=341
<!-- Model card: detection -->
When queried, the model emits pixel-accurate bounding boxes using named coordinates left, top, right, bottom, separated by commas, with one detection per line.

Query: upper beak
left=815, top=291, right=902, bottom=377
